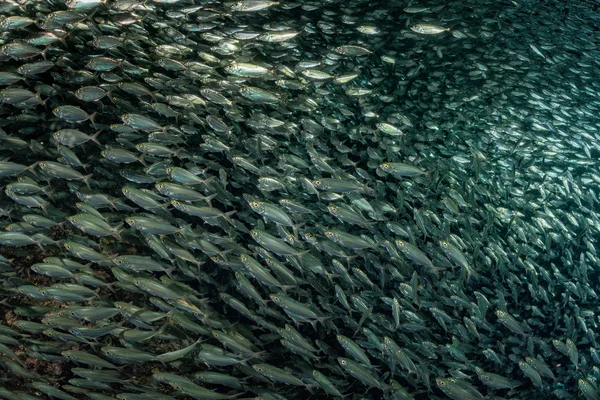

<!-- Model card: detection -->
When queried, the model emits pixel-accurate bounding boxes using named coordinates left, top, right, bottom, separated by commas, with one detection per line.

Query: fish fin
left=90, top=130, right=102, bottom=147
left=279, top=285, right=296, bottom=293
left=291, top=222, right=305, bottom=239
left=353, top=306, right=373, bottom=336
left=221, top=209, right=237, bottom=222
left=137, top=153, right=147, bottom=167
left=292, top=249, right=310, bottom=259
left=26, top=161, right=40, bottom=177
left=82, top=173, right=93, bottom=189
left=88, top=112, right=97, bottom=128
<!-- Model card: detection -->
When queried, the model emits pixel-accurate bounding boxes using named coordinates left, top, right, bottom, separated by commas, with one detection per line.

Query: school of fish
left=0, top=0, right=600, bottom=399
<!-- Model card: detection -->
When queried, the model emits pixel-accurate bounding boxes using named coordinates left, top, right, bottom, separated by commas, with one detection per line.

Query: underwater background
left=0, top=0, right=600, bottom=399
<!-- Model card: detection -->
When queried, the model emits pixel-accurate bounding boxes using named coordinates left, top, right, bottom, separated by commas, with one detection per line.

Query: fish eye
left=340, top=359, right=346, bottom=365
left=250, top=202, right=259, bottom=207
left=314, top=180, right=321, bottom=185
left=439, top=380, right=446, bottom=386
left=272, top=296, right=279, bottom=301
left=381, top=163, right=389, bottom=168
left=255, top=366, right=263, bottom=372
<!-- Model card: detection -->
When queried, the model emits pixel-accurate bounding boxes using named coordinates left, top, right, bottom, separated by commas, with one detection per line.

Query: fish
left=579, top=378, right=600, bottom=400
left=475, top=366, right=520, bottom=389
left=252, top=363, right=306, bottom=386
left=312, top=369, right=344, bottom=397
left=0, top=0, right=597, bottom=398
left=395, top=239, right=438, bottom=274
left=337, top=334, right=371, bottom=366
left=410, top=24, right=450, bottom=34
left=379, top=162, right=426, bottom=177
left=518, top=359, right=544, bottom=388
left=496, top=310, right=528, bottom=336
left=337, top=357, right=387, bottom=390
left=436, top=377, right=483, bottom=400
